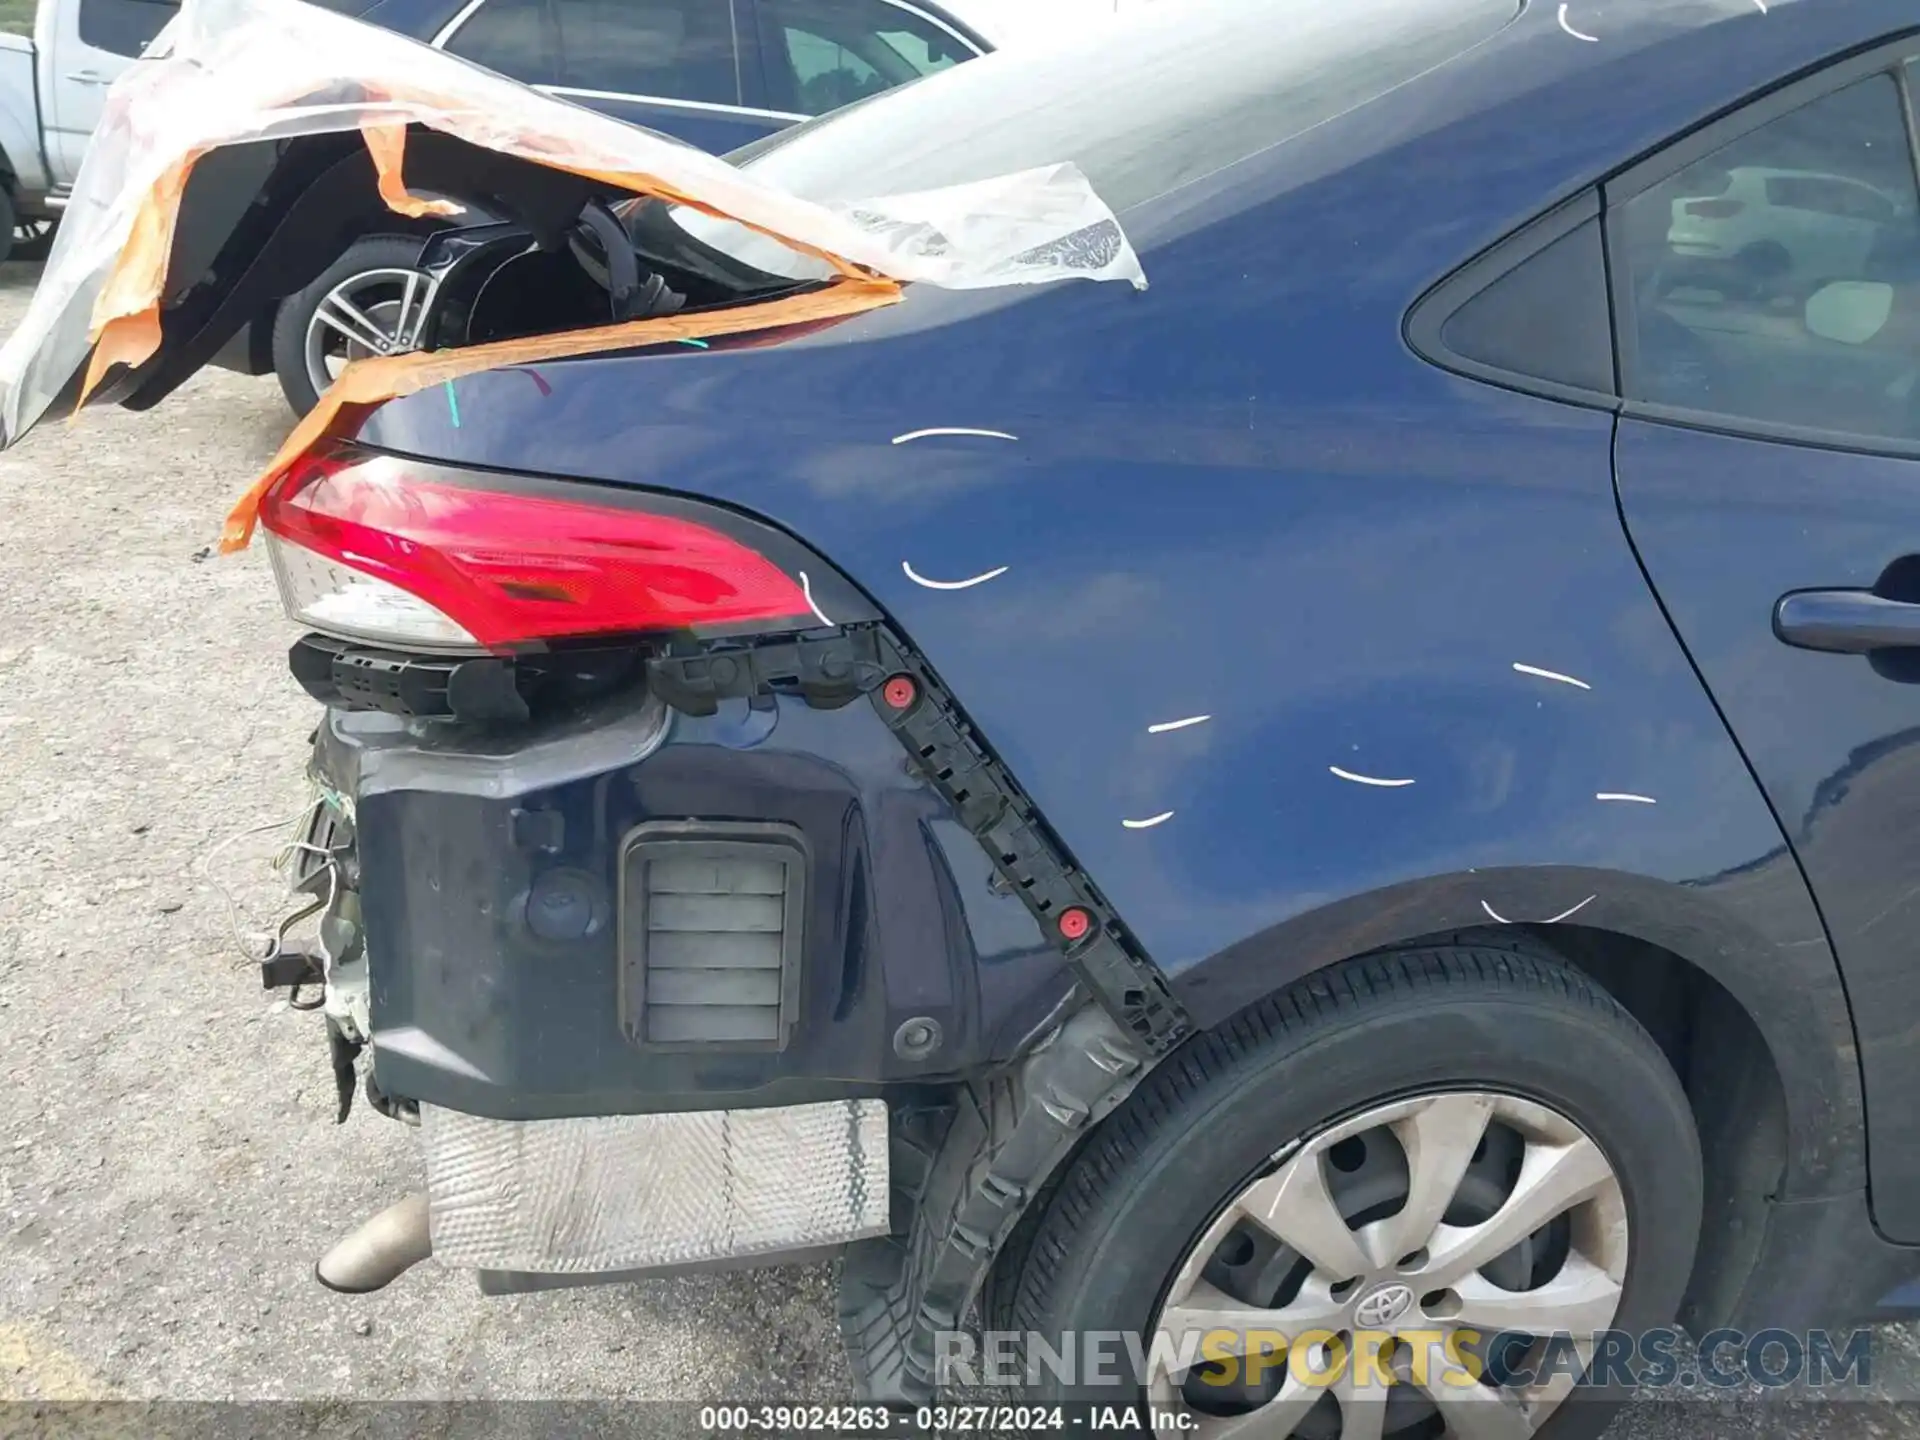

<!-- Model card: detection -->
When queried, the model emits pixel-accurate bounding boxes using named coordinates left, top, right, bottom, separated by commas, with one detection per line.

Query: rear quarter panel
left=359, top=0, right=1903, bottom=1197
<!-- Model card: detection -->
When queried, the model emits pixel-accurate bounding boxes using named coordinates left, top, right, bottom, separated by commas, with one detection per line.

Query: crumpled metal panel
left=421, top=1100, right=889, bottom=1272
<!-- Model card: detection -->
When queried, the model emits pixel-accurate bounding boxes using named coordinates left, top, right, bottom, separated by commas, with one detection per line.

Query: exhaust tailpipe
left=315, top=1192, right=432, bottom=1293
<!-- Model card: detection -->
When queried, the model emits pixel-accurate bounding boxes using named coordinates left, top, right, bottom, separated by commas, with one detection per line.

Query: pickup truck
left=0, top=0, right=179, bottom=262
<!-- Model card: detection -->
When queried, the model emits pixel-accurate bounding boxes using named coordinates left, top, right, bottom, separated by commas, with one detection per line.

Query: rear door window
left=78, top=0, right=177, bottom=57
left=551, top=0, right=743, bottom=106
left=757, top=0, right=971, bottom=116
left=443, top=0, right=561, bottom=85
left=1612, top=72, right=1920, bottom=445
left=1764, top=173, right=1898, bottom=224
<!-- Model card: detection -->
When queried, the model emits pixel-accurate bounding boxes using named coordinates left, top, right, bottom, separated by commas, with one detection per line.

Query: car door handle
left=1775, top=590, right=1920, bottom=653
left=64, top=70, right=109, bottom=84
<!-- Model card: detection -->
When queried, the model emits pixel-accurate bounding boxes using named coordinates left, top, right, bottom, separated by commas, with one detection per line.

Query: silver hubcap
left=1150, top=1091, right=1629, bottom=1439
left=304, top=266, right=438, bottom=393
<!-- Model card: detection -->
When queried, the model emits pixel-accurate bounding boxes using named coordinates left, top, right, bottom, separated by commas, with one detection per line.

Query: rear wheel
left=271, top=234, right=436, bottom=415
left=10, top=215, right=54, bottom=262
left=1000, top=944, right=1702, bottom=1439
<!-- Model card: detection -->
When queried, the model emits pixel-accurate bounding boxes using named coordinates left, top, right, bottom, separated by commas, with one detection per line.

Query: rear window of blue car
left=683, top=0, right=1517, bottom=272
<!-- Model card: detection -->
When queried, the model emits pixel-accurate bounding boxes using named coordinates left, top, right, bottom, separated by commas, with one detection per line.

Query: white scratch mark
left=798, top=570, right=833, bottom=627
left=1596, top=792, right=1658, bottom=804
left=1482, top=894, right=1597, bottom=926
left=902, top=560, right=1010, bottom=590
left=1148, top=714, right=1212, bottom=734
left=1752, top=0, right=1767, bottom=11
left=891, top=427, right=1019, bottom=445
left=1330, top=766, right=1416, bottom=788
left=1544, top=895, right=1597, bottom=924
left=1557, top=3, right=1599, bottom=40
left=1123, top=811, right=1175, bottom=830
left=1512, top=662, right=1592, bottom=691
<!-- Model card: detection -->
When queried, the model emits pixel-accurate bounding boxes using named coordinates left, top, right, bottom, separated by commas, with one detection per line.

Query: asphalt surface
left=0, top=254, right=1918, bottom=1437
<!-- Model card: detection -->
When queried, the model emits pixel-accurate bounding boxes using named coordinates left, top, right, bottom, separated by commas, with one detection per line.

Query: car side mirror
left=1805, top=280, right=1895, bottom=345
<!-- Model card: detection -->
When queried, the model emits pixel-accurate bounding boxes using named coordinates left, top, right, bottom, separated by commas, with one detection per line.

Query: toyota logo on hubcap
left=1354, top=1282, right=1415, bottom=1327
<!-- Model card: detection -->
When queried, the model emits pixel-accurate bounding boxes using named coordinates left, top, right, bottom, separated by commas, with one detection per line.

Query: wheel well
left=990, top=923, right=1793, bottom=1336
left=1394, top=922, right=1786, bottom=1333
left=249, top=214, right=451, bottom=341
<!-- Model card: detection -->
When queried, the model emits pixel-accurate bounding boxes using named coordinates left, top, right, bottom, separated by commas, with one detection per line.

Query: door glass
left=760, top=0, right=967, bottom=116
left=551, top=0, right=741, bottom=105
left=77, top=0, right=178, bottom=58
left=876, top=25, right=961, bottom=76
left=444, top=0, right=561, bottom=85
left=1615, top=72, right=1920, bottom=443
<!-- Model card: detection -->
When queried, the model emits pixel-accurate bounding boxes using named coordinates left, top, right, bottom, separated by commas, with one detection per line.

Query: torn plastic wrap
left=220, top=280, right=908, bottom=551
left=0, top=0, right=1145, bottom=457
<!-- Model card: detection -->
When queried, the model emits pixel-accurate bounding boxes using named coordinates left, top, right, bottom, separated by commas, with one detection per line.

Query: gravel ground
left=0, top=255, right=1918, bottom=1437
left=0, top=261, right=844, bottom=1413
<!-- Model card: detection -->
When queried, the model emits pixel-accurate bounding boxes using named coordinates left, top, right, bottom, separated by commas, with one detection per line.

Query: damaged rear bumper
left=294, top=622, right=1188, bottom=1395
left=304, top=675, right=1080, bottom=1122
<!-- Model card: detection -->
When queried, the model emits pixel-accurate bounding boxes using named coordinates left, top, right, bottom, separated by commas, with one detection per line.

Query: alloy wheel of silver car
left=1149, top=1090, right=1629, bottom=1440
left=303, top=265, right=438, bottom=397
left=11, top=218, right=57, bottom=262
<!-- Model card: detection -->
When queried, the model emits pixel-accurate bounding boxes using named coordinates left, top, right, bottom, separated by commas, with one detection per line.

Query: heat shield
left=421, top=1100, right=890, bottom=1272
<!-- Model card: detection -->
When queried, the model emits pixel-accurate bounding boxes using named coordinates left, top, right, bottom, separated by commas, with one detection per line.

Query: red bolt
left=882, top=675, right=917, bottom=710
left=1058, top=907, right=1093, bottom=942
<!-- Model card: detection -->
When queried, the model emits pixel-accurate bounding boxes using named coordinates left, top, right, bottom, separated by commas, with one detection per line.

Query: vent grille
left=619, top=824, right=806, bottom=1049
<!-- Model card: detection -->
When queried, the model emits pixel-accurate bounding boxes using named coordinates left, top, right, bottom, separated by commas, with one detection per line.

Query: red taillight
left=1684, top=199, right=1745, bottom=219
left=259, top=451, right=812, bottom=649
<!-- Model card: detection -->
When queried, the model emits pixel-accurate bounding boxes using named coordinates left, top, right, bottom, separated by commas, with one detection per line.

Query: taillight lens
left=259, top=451, right=813, bottom=650
left=1683, top=199, right=1745, bottom=219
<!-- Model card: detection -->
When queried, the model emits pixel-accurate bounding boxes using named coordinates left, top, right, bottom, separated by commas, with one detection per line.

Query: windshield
left=679, top=0, right=1519, bottom=275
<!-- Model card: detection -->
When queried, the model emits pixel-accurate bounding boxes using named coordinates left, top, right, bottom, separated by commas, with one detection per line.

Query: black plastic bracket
left=289, top=635, right=529, bottom=725
left=260, top=950, right=325, bottom=991
left=646, top=623, right=1195, bottom=1402
left=864, top=631, right=1187, bottom=1055
left=645, top=625, right=1189, bottom=1053
left=840, top=1004, right=1151, bottom=1405
left=646, top=629, right=888, bottom=716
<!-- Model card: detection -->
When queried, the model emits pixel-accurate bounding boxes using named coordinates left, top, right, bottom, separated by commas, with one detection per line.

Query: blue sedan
left=61, top=0, right=1920, bottom=1431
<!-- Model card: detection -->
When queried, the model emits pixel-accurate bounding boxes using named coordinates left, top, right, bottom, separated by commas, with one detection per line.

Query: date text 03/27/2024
left=697, top=1405, right=1186, bottom=1432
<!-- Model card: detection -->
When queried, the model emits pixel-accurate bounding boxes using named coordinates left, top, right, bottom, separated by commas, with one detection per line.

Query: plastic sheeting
left=220, top=277, right=904, bottom=551
left=0, top=0, right=1146, bottom=446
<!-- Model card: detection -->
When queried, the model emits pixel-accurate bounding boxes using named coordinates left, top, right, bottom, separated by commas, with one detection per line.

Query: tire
left=271, top=233, right=433, bottom=416
left=1000, top=943, right=1703, bottom=1440
left=0, top=187, right=17, bottom=265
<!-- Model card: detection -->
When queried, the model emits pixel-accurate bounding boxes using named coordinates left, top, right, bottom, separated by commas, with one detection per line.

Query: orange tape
left=78, top=149, right=205, bottom=408
left=219, top=276, right=902, bottom=552
left=78, top=84, right=881, bottom=405
left=362, top=121, right=464, bottom=220
left=76, top=308, right=162, bottom=415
